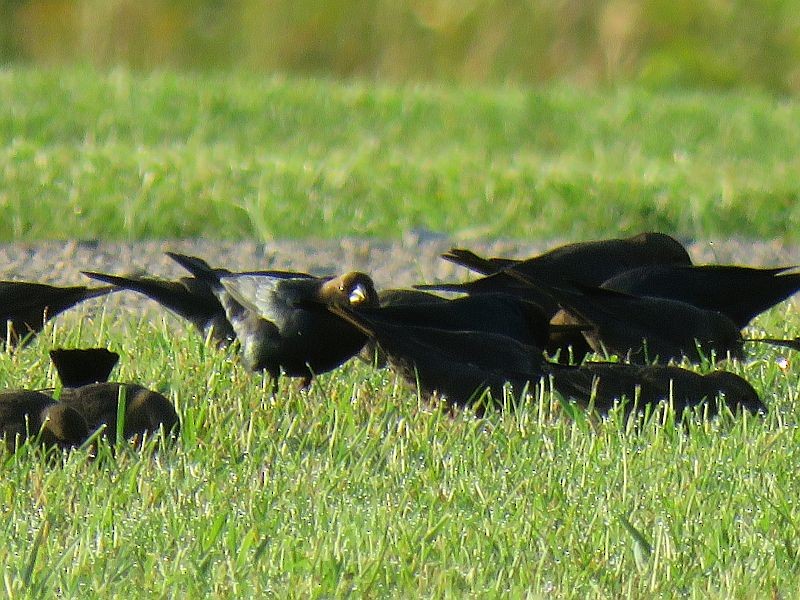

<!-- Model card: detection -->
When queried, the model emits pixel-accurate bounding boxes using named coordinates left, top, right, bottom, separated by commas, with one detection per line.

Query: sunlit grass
left=2, top=65, right=800, bottom=596
left=0, top=298, right=799, bottom=596
left=0, top=67, right=799, bottom=241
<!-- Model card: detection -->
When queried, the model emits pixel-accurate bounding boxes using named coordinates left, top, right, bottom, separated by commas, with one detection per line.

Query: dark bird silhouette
left=359, top=288, right=448, bottom=366
left=360, top=294, right=557, bottom=347
left=378, top=288, right=448, bottom=307
left=483, top=267, right=744, bottom=364
left=336, top=296, right=763, bottom=419
left=167, top=252, right=379, bottom=389
left=548, top=284, right=744, bottom=364
left=415, top=275, right=593, bottom=363
left=0, top=281, right=112, bottom=347
left=601, top=264, right=800, bottom=328
left=49, top=348, right=120, bottom=387
left=82, top=270, right=236, bottom=346
left=440, top=232, right=691, bottom=285
left=330, top=304, right=544, bottom=412
left=0, top=390, right=89, bottom=452
left=416, top=272, right=561, bottom=315
left=59, top=383, right=179, bottom=445
left=415, top=233, right=691, bottom=330
left=550, top=363, right=765, bottom=418
left=419, top=264, right=800, bottom=364
left=357, top=292, right=589, bottom=367
left=47, top=348, right=178, bottom=445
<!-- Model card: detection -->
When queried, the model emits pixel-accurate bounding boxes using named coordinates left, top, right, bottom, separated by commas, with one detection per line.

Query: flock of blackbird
left=3, top=231, right=800, bottom=454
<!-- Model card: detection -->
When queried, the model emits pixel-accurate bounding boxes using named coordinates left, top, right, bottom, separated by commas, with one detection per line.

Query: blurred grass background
left=2, top=1, right=800, bottom=241
left=2, top=70, right=799, bottom=240
left=3, top=0, right=800, bottom=93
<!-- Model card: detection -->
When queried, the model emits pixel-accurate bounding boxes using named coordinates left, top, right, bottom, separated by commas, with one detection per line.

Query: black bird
left=330, top=304, right=543, bottom=412
left=49, top=348, right=120, bottom=387
left=358, top=291, right=589, bottom=367
left=416, top=275, right=593, bottom=363
left=416, top=272, right=562, bottom=316
left=415, top=233, right=691, bottom=327
left=82, top=270, right=236, bottom=346
left=58, top=383, right=179, bottom=445
left=547, top=283, right=744, bottom=364
left=423, top=268, right=740, bottom=365
left=47, top=348, right=179, bottom=445
left=0, top=281, right=112, bottom=347
left=334, top=300, right=763, bottom=419
left=440, top=232, right=691, bottom=285
left=360, top=294, right=557, bottom=347
left=601, top=264, right=800, bottom=329
left=377, top=288, right=448, bottom=307
left=167, top=252, right=379, bottom=389
left=359, top=288, right=448, bottom=366
left=83, top=258, right=316, bottom=347
left=550, top=363, right=765, bottom=418
left=484, top=268, right=744, bottom=364
left=0, top=390, right=89, bottom=452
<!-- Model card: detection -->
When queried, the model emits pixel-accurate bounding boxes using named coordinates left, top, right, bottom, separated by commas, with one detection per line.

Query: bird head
left=38, top=404, right=89, bottom=449
left=125, top=387, right=180, bottom=443
left=705, top=371, right=766, bottom=415
left=326, top=272, right=379, bottom=308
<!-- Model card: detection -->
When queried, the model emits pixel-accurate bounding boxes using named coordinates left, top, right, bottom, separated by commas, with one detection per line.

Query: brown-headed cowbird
left=331, top=304, right=543, bottom=412
left=58, top=383, right=179, bottom=445
left=549, top=363, right=764, bottom=418
left=82, top=270, right=236, bottom=346
left=441, top=232, right=691, bottom=285
left=365, top=294, right=553, bottom=345
left=415, top=233, right=691, bottom=361
left=422, top=268, right=738, bottom=365
left=415, top=275, right=594, bottom=363
left=378, top=288, right=448, bottom=307
left=358, top=291, right=588, bottom=367
left=49, top=348, right=120, bottom=387
left=359, top=288, right=448, bottom=366
left=0, top=390, right=89, bottom=452
left=601, top=264, right=800, bottom=328
left=548, top=284, right=744, bottom=364
left=415, top=273, right=560, bottom=315
left=167, top=252, right=379, bottom=389
left=483, top=268, right=743, bottom=364
left=0, top=281, right=112, bottom=347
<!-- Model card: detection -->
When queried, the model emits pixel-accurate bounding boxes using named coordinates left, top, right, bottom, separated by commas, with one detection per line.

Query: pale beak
left=349, top=284, right=368, bottom=305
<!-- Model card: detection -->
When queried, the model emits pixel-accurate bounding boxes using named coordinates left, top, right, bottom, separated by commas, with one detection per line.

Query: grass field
left=1, top=66, right=799, bottom=241
left=3, top=67, right=800, bottom=597
left=2, top=297, right=800, bottom=597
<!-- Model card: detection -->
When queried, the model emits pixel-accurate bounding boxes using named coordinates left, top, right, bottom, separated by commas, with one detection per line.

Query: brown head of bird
left=320, top=272, right=379, bottom=309
left=36, top=404, right=90, bottom=451
left=123, top=386, right=181, bottom=446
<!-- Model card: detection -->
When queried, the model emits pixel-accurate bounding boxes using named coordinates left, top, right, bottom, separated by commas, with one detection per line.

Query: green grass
left=1, top=66, right=800, bottom=241
left=3, top=66, right=800, bottom=596
left=1, top=300, right=800, bottom=597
